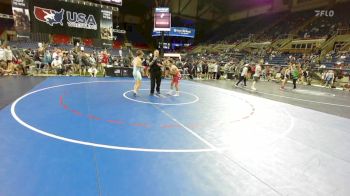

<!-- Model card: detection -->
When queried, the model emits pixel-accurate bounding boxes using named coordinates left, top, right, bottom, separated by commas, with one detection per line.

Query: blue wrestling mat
left=1, top=77, right=350, bottom=196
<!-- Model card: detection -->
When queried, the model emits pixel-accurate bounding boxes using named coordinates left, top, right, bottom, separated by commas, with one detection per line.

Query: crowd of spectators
left=183, top=44, right=350, bottom=90
left=1, top=39, right=350, bottom=91
left=0, top=42, right=134, bottom=77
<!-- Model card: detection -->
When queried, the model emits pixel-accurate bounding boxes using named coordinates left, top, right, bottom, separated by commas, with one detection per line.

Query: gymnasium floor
left=0, top=76, right=350, bottom=196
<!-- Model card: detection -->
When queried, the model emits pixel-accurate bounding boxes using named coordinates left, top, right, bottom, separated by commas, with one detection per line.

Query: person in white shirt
left=52, top=48, right=59, bottom=60
left=0, top=44, right=6, bottom=68
left=213, top=62, right=219, bottom=80
left=208, top=62, right=214, bottom=80
left=0, top=45, right=6, bottom=60
left=52, top=54, right=62, bottom=66
left=5, top=46, right=13, bottom=62
left=0, top=44, right=10, bottom=75
left=51, top=56, right=63, bottom=74
left=87, top=55, right=98, bottom=77
left=4, top=46, right=16, bottom=73
left=196, top=61, right=203, bottom=79
left=251, top=64, right=262, bottom=91
left=235, top=64, right=249, bottom=87
left=88, top=66, right=98, bottom=77
left=325, top=70, right=334, bottom=88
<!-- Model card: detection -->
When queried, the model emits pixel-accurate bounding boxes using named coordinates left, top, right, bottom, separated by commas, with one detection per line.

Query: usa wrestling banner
left=29, top=0, right=100, bottom=38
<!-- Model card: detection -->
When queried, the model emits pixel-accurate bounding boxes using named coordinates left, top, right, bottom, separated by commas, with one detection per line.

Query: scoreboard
left=154, top=7, right=171, bottom=32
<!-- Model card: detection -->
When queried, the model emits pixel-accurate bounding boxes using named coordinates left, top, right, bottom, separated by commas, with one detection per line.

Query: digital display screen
left=154, top=7, right=171, bottom=32
left=153, top=27, right=195, bottom=38
left=101, top=0, right=122, bottom=6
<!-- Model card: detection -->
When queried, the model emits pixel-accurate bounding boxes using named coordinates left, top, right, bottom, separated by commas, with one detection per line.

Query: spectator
left=5, top=45, right=16, bottom=74
left=0, top=43, right=7, bottom=74
left=43, top=50, right=52, bottom=72
left=62, top=55, right=73, bottom=75
left=51, top=56, right=63, bottom=75
left=235, top=64, right=249, bottom=87
left=88, top=66, right=98, bottom=77
left=325, top=70, right=335, bottom=88
left=291, top=64, right=301, bottom=89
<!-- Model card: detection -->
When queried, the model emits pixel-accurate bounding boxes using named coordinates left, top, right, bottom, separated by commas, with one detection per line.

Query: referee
left=149, top=50, right=163, bottom=95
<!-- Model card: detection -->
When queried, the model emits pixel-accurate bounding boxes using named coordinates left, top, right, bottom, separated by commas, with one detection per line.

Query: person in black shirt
left=149, top=50, right=163, bottom=95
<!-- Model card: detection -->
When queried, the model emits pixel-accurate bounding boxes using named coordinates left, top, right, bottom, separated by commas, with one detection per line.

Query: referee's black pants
left=150, top=72, right=162, bottom=94
left=293, top=78, right=297, bottom=89
left=236, top=76, right=246, bottom=86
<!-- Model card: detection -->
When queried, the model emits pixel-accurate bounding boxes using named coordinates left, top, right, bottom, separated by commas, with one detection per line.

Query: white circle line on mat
left=10, top=80, right=294, bottom=153
left=10, top=80, right=216, bottom=153
left=123, top=89, right=199, bottom=106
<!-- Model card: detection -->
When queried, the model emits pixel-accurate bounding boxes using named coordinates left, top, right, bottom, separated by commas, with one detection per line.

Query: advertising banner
left=29, top=0, right=100, bottom=38
left=100, top=9, right=113, bottom=40
left=12, top=0, right=31, bottom=38
left=153, top=27, right=195, bottom=38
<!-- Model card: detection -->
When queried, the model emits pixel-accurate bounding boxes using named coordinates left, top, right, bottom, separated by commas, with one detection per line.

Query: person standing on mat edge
left=251, top=63, right=262, bottom=91
left=292, top=64, right=300, bottom=89
left=235, top=64, right=249, bottom=87
left=149, top=49, right=163, bottom=95
left=132, top=50, right=144, bottom=96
